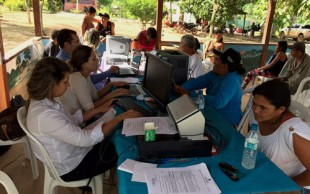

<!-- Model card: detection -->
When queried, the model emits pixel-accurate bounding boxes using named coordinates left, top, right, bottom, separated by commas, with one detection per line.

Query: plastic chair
left=31, top=39, right=45, bottom=59
left=0, top=171, right=19, bottom=194
left=237, top=86, right=255, bottom=132
left=291, top=77, right=310, bottom=109
left=17, top=107, right=103, bottom=194
left=289, top=100, right=310, bottom=122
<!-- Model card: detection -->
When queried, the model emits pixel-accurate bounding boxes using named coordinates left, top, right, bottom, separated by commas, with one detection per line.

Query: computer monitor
left=143, top=53, right=173, bottom=109
left=106, top=35, right=131, bottom=55
left=156, top=50, right=189, bottom=85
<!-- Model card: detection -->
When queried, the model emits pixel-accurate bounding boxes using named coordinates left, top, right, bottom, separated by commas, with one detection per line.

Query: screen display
left=143, top=54, right=173, bottom=108
left=106, top=36, right=131, bottom=55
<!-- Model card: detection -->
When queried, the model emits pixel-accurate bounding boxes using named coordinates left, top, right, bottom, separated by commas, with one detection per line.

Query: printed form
left=144, top=163, right=221, bottom=194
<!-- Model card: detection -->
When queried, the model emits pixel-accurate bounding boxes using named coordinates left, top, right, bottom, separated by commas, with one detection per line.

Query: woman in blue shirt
left=174, top=48, right=245, bottom=126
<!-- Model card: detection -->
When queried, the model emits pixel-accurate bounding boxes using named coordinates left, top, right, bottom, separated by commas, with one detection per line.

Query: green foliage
left=4, top=0, right=26, bottom=11
left=124, top=0, right=157, bottom=29
left=46, top=0, right=63, bottom=13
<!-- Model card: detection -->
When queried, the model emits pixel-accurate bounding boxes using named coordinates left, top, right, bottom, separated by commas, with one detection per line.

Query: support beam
left=156, top=0, right=163, bottom=49
left=0, top=23, right=9, bottom=111
left=33, top=0, right=42, bottom=36
left=261, top=0, right=276, bottom=66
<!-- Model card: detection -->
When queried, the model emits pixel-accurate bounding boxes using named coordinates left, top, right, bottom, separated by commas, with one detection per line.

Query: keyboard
left=130, top=84, right=146, bottom=96
left=119, top=68, right=133, bottom=75
left=115, top=97, right=154, bottom=116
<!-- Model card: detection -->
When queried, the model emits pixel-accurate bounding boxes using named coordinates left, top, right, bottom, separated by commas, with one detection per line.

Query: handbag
left=0, top=95, right=26, bottom=141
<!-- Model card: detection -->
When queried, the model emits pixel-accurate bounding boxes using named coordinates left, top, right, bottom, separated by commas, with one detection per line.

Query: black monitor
left=156, top=50, right=189, bottom=85
left=143, top=53, right=173, bottom=109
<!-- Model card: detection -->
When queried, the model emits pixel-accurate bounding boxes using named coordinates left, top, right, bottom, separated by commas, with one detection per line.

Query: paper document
left=122, top=117, right=177, bottom=136
left=144, top=163, right=221, bottom=194
left=110, top=77, right=139, bottom=83
left=83, top=108, right=116, bottom=130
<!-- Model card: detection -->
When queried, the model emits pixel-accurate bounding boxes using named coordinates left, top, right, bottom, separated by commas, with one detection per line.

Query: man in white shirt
left=179, top=34, right=204, bottom=79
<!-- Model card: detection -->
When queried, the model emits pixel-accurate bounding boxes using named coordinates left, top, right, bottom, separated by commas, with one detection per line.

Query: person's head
left=57, top=29, right=80, bottom=52
left=252, top=79, right=291, bottom=123
left=84, top=6, right=96, bottom=18
left=276, top=40, right=288, bottom=52
left=50, top=30, right=60, bottom=44
left=27, top=57, right=71, bottom=104
left=214, top=29, right=223, bottom=43
left=146, top=27, right=157, bottom=41
left=290, top=41, right=305, bottom=58
left=83, top=28, right=100, bottom=49
left=212, top=48, right=245, bottom=76
left=179, top=34, right=196, bottom=55
left=69, top=45, right=99, bottom=73
left=99, top=13, right=110, bottom=21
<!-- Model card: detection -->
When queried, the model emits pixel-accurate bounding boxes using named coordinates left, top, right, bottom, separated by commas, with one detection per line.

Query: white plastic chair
left=289, top=100, right=310, bottom=122
left=237, top=86, right=256, bottom=132
left=291, top=77, right=310, bottom=109
left=17, top=107, right=103, bottom=194
left=31, top=39, right=45, bottom=59
left=0, top=171, right=19, bottom=194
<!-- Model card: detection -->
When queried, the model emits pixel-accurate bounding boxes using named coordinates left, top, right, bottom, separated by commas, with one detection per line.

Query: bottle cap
left=250, top=123, right=258, bottom=131
left=144, top=122, right=156, bottom=130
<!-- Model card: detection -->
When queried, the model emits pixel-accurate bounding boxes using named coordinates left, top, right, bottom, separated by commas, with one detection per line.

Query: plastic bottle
left=241, top=123, right=259, bottom=169
left=196, top=90, right=205, bottom=115
left=139, top=51, right=146, bottom=75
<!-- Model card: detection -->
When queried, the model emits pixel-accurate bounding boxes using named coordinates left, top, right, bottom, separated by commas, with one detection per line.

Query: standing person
left=60, top=45, right=129, bottom=114
left=279, top=41, right=310, bottom=94
left=26, top=57, right=141, bottom=182
left=179, top=34, right=204, bottom=79
left=241, top=40, right=288, bottom=90
left=173, top=48, right=245, bottom=126
left=135, top=27, right=159, bottom=52
left=96, top=13, right=115, bottom=43
left=81, top=6, right=101, bottom=38
left=43, top=30, right=60, bottom=57
left=203, top=29, right=224, bottom=61
left=251, top=79, right=310, bottom=189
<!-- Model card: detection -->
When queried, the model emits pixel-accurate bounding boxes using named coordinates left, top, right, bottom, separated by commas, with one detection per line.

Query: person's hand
left=110, top=88, right=130, bottom=98
left=97, top=98, right=116, bottom=113
left=101, top=37, right=106, bottom=43
left=110, top=66, right=120, bottom=74
left=172, top=85, right=188, bottom=96
left=118, top=109, right=143, bottom=120
left=111, top=81, right=128, bottom=87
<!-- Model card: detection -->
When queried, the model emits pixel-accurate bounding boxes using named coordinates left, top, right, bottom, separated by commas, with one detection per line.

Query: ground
left=0, top=11, right=289, bottom=53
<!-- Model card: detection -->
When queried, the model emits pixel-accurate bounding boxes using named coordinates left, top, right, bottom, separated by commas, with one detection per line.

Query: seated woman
left=26, top=57, right=141, bottom=181
left=95, top=13, right=115, bottom=43
left=252, top=79, right=310, bottom=188
left=174, top=48, right=245, bottom=126
left=60, top=45, right=129, bottom=114
left=134, top=27, right=159, bottom=52
left=81, top=6, right=101, bottom=38
left=203, top=29, right=224, bottom=61
left=241, top=40, right=288, bottom=90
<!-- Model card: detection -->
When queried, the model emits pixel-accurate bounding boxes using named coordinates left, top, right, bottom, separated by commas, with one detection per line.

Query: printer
left=137, top=94, right=212, bottom=159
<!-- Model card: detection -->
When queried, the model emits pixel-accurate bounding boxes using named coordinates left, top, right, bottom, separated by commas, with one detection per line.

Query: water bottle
left=241, top=123, right=259, bottom=169
left=139, top=51, right=146, bottom=75
left=196, top=90, right=205, bottom=115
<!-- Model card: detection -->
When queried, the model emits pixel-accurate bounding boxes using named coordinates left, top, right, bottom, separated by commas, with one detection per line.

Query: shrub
left=4, top=0, right=26, bottom=11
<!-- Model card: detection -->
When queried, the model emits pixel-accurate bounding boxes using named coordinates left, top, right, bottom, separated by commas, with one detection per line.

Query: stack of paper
left=118, top=159, right=221, bottom=194
left=110, top=77, right=140, bottom=83
left=122, top=117, right=177, bottom=136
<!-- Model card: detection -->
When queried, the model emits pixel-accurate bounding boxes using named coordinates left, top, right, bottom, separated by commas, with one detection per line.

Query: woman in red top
left=135, top=27, right=159, bottom=52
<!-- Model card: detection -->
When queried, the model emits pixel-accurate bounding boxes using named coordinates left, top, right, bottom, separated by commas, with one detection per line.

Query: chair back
left=0, top=171, right=19, bottom=194
left=31, top=39, right=45, bottom=59
left=17, top=107, right=65, bottom=184
left=289, top=100, right=310, bottom=122
left=292, top=77, right=310, bottom=108
left=237, top=86, right=255, bottom=132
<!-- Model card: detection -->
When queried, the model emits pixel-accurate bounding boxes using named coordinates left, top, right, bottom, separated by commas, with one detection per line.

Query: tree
left=124, top=0, right=157, bottom=29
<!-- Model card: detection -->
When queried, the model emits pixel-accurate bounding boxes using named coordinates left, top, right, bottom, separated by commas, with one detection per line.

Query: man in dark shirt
left=43, top=30, right=60, bottom=57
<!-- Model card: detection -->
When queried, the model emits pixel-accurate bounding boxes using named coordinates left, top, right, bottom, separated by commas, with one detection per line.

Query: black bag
left=0, top=95, right=26, bottom=141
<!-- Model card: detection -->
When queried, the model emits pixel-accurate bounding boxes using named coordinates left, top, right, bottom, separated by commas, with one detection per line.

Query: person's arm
left=91, top=17, right=101, bottom=23
left=111, top=22, right=115, bottom=35
left=292, top=133, right=310, bottom=186
left=279, top=59, right=293, bottom=79
left=259, top=52, right=282, bottom=70
left=203, top=40, right=212, bottom=59
left=82, top=98, right=115, bottom=122
left=220, top=42, right=224, bottom=51
left=182, top=73, right=211, bottom=96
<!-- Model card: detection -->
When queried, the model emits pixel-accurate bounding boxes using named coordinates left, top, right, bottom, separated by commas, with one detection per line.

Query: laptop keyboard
left=115, top=97, right=154, bottom=116
left=130, top=85, right=146, bottom=96
left=119, top=68, right=133, bottom=75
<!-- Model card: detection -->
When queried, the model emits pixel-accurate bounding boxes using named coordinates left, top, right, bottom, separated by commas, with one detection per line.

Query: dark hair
left=214, top=48, right=245, bottom=75
left=194, top=38, right=200, bottom=51
left=27, top=57, right=70, bottom=104
left=57, top=29, right=77, bottom=48
left=253, top=79, right=291, bottom=110
left=278, top=40, right=288, bottom=52
left=146, top=27, right=157, bottom=39
left=69, top=45, right=93, bottom=72
left=99, top=13, right=110, bottom=19
left=50, top=30, right=59, bottom=40
left=84, top=6, right=96, bottom=14
left=214, top=29, right=223, bottom=34
left=181, top=34, right=195, bottom=49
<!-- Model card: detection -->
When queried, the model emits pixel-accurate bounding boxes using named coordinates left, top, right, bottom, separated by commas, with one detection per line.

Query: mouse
left=136, top=94, right=144, bottom=101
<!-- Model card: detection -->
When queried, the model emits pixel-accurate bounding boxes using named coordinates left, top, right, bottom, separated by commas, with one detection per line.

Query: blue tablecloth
left=111, top=105, right=302, bottom=194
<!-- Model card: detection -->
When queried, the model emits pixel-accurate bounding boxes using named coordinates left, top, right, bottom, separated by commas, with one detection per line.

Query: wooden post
left=0, top=21, right=9, bottom=111
left=261, top=0, right=276, bottom=66
left=33, top=0, right=42, bottom=36
left=156, top=0, right=163, bottom=49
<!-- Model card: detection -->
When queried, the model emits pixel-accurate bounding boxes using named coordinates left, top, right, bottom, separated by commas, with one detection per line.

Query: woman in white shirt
left=61, top=45, right=129, bottom=114
left=26, top=57, right=140, bottom=181
left=252, top=79, right=310, bottom=188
